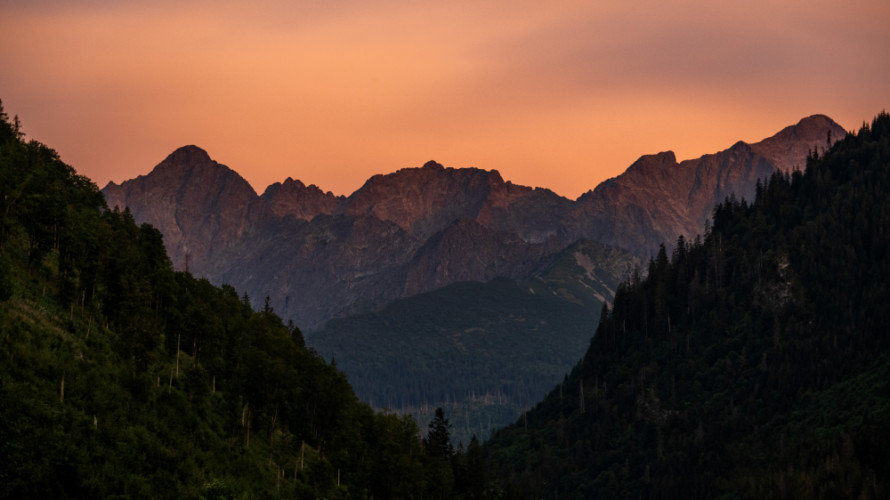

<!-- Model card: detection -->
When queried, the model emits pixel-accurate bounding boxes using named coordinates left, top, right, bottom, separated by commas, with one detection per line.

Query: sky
left=1, top=0, right=888, bottom=199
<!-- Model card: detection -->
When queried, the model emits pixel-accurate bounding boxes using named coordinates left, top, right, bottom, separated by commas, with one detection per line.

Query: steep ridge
left=570, top=115, right=847, bottom=256
left=750, top=113, right=844, bottom=171
left=338, top=161, right=510, bottom=239
left=337, top=160, right=572, bottom=243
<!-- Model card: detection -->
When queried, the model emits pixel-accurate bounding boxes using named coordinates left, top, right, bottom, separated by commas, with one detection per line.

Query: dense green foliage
left=0, top=102, right=485, bottom=499
left=486, top=113, right=890, bottom=498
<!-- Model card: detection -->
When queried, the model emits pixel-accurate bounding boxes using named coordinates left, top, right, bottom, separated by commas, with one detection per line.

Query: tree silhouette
left=424, top=407, right=454, bottom=459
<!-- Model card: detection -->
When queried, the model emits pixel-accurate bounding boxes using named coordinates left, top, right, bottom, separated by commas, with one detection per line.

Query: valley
left=4, top=99, right=888, bottom=497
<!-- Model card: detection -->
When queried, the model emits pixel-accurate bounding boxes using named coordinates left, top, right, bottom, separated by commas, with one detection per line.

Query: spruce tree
left=424, top=407, right=454, bottom=459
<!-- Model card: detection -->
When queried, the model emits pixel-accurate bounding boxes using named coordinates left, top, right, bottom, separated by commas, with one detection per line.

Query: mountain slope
left=484, top=113, right=890, bottom=499
left=402, top=217, right=566, bottom=296
left=217, top=212, right=421, bottom=326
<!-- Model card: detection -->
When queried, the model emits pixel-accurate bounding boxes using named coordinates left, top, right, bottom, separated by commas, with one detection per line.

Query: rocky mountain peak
left=765, top=115, right=845, bottom=147
left=103, top=145, right=220, bottom=208
left=124, top=144, right=258, bottom=199
left=260, top=177, right=340, bottom=220
left=787, top=114, right=844, bottom=138
left=571, top=115, right=846, bottom=258
left=282, top=177, right=306, bottom=189
left=100, top=146, right=267, bottom=276
left=341, top=161, right=507, bottom=238
left=750, top=115, right=846, bottom=173
left=624, top=151, right=679, bottom=177
left=164, top=144, right=212, bottom=165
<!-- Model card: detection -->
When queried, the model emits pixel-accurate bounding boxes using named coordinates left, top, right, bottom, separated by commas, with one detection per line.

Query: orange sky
left=1, top=0, right=888, bottom=199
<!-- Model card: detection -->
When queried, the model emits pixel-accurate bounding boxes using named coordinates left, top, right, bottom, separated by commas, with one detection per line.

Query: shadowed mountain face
left=102, top=115, right=844, bottom=331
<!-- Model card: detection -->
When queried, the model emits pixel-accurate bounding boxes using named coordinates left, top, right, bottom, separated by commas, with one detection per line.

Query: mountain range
left=103, top=114, right=844, bottom=330
left=102, top=114, right=845, bottom=440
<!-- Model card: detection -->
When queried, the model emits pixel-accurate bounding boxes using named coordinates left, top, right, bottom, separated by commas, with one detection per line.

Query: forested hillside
left=485, top=113, right=890, bottom=499
left=0, top=102, right=481, bottom=499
